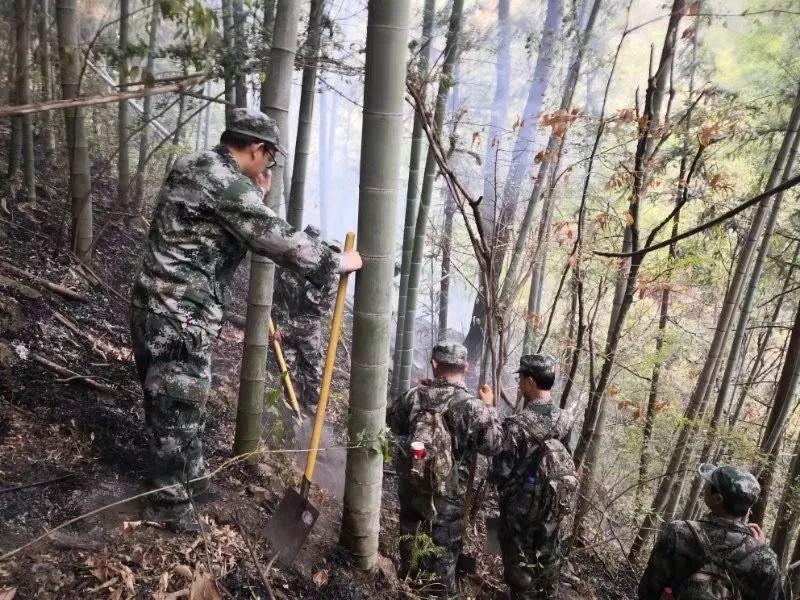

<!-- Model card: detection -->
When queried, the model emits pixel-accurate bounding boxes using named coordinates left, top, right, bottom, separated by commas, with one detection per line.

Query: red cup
left=410, top=441, right=426, bottom=459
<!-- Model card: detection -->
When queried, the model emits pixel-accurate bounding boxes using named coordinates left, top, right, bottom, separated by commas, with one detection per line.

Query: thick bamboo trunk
left=390, top=0, right=436, bottom=398
left=16, top=0, right=36, bottom=202
left=771, top=427, right=800, bottom=566
left=397, top=0, right=464, bottom=393
left=37, top=0, right=55, bottom=155
left=259, top=0, right=276, bottom=111
left=340, top=0, right=409, bottom=569
left=286, top=0, right=324, bottom=229
left=222, top=0, right=235, bottom=123
left=56, top=0, right=91, bottom=260
left=118, top=0, right=131, bottom=206
left=233, top=0, right=300, bottom=461
left=233, top=0, right=247, bottom=107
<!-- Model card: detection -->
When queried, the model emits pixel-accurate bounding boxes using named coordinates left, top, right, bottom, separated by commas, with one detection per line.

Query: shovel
left=269, top=319, right=302, bottom=419
left=265, top=232, right=355, bottom=566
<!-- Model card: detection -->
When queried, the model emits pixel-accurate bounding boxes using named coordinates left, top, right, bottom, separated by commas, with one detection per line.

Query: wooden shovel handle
left=269, top=319, right=301, bottom=418
left=301, top=232, right=355, bottom=497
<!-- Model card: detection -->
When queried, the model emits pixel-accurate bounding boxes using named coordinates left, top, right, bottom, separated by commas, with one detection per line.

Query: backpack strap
left=684, top=520, right=762, bottom=594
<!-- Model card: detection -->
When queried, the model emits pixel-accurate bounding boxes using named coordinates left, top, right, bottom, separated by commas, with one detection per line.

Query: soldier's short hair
left=516, top=354, right=556, bottom=390
left=220, top=129, right=276, bottom=152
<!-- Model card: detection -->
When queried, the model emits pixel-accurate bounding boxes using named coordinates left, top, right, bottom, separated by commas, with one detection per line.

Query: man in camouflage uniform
left=387, top=343, right=501, bottom=595
left=270, top=224, right=334, bottom=410
left=638, top=464, right=784, bottom=600
left=491, top=354, right=573, bottom=599
left=130, top=108, right=361, bottom=530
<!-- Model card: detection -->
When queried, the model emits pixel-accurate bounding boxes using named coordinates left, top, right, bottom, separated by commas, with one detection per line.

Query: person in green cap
left=638, top=463, right=783, bottom=600
left=130, top=108, right=361, bottom=531
left=387, top=342, right=500, bottom=595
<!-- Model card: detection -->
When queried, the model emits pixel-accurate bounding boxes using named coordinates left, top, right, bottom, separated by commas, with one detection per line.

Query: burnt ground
left=0, top=133, right=637, bottom=599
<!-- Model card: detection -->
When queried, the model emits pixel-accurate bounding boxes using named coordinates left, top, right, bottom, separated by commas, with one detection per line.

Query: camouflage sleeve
left=210, top=177, right=341, bottom=288
left=452, top=398, right=503, bottom=457
left=387, top=388, right=415, bottom=438
left=752, top=549, right=785, bottom=600
left=489, top=418, right=524, bottom=486
left=638, top=522, right=677, bottom=599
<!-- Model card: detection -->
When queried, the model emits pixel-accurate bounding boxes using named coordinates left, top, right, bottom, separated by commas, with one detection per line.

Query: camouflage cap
left=431, top=342, right=468, bottom=367
left=515, top=354, right=556, bottom=375
left=226, top=108, right=287, bottom=156
left=699, top=463, right=761, bottom=513
left=303, top=224, right=321, bottom=238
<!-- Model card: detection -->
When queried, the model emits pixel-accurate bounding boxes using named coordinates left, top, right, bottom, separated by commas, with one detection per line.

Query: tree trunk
left=318, top=86, right=330, bottom=235
left=681, top=102, right=800, bottom=520
left=259, top=0, right=276, bottom=111
left=629, top=81, right=800, bottom=564
left=464, top=0, right=558, bottom=368
left=16, top=0, right=36, bottom=202
left=233, top=0, right=300, bottom=462
left=498, top=0, right=600, bottom=311
left=37, top=0, right=55, bottom=155
left=397, top=0, right=464, bottom=394
left=438, top=72, right=461, bottom=339
left=340, top=0, right=410, bottom=570
left=770, top=427, right=800, bottom=566
left=56, top=0, right=91, bottom=260
left=573, top=0, right=684, bottom=540
left=129, top=1, right=160, bottom=224
left=7, top=18, right=21, bottom=179
left=390, top=0, right=435, bottom=398
left=286, top=0, right=324, bottom=229
left=222, top=0, right=235, bottom=123
left=233, top=0, right=247, bottom=107
left=163, top=64, right=187, bottom=175
left=118, top=0, right=131, bottom=206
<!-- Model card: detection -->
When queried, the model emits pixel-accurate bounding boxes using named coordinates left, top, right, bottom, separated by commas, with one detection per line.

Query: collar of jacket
left=213, top=144, right=240, bottom=173
left=700, top=512, right=749, bottom=532
left=429, top=377, right=469, bottom=393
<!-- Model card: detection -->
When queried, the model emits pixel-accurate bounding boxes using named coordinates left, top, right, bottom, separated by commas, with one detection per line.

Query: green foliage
left=350, top=426, right=391, bottom=463
left=397, top=530, right=446, bottom=572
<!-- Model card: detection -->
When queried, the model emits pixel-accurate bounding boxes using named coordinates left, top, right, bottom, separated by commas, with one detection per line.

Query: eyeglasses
left=260, top=144, right=278, bottom=169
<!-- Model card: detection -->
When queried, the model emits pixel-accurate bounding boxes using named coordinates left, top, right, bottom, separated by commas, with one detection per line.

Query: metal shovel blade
left=485, top=516, right=501, bottom=555
left=264, top=487, right=319, bottom=566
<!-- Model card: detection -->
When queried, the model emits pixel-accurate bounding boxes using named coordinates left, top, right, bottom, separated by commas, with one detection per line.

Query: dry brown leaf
left=174, top=564, right=194, bottom=580
left=682, top=26, right=696, bottom=39
left=0, top=588, right=16, bottom=600
left=625, top=212, right=635, bottom=227
left=313, top=569, right=329, bottom=587
left=533, top=149, right=545, bottom=164
left=189, top=571, right=222, bottom=600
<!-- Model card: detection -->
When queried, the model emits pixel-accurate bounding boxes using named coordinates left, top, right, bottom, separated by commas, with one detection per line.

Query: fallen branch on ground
left=29, top=352, right=116, bottom=394
left=0, top=262, right=87, bottom=302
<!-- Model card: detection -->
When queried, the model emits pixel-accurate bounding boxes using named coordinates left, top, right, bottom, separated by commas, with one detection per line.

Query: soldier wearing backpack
left=638, top=464, right=784, bottom=600
left=387, top=342, right=501, bottom=595
left=490, top=354, right=577, bottom=599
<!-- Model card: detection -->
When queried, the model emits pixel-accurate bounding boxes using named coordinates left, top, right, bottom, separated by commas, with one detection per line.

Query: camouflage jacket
left=490, top=401, right=571, bottom=504
left=387, top=378, right=503, bottom=501
left=272, top=264, right=334, bottom=339
left=132, top=145, right=341, bottom=334
left=637, top=514, right=784, bottom=600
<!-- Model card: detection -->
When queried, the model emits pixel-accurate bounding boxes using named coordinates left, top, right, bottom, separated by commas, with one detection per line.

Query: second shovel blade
left=264, top=486, right=319, bottom=566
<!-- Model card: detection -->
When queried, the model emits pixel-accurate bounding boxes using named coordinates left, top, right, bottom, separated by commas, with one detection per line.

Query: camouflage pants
left=271, top=330, right=323, bottom=409
left=499, top=514, right=561, bottom=599
left=130, top=307, right=216, bottom=506
left=398, top=478, right=463, bottom=595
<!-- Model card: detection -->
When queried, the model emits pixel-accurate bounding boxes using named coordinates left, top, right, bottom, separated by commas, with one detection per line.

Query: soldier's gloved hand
left=338, top=250, right=363, bottom=274
left=252, top=171, right=272, bottom=198
left=479, top=384, right=494, bottom=407
left=270, top=327, right=282, bottom=344
left=746, top=522, right=765, bottom=544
